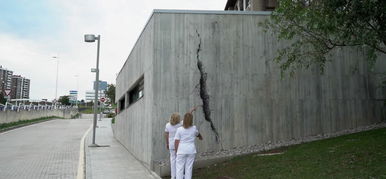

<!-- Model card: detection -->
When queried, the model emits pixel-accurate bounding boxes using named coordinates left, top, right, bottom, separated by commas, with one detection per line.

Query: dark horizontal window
left=128, top=76, right=144, bottom=106
left=118, top=96, right=125, bottom=113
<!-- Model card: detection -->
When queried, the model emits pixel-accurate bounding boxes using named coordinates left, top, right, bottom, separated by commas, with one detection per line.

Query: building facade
left=10, top=75, right=30, bottom=99
left=114, top=10, right=386, bottom=176
left=21, top=78, right=30, bottom=99
left=225, top=0, right=277, bottom=11
left=1, top=66, right=30, bottom=99
left=0, top=66, right=13, bottom=97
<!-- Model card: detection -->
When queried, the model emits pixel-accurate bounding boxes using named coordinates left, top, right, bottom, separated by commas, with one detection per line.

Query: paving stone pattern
left=85, top=118, right=159, bottom=179
left=0, top=119, right=92, bottom=179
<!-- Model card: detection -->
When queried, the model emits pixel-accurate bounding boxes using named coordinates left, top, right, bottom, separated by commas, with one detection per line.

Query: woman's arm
left=174, top=139, right=180, bottom=153
left=189, top=105, right=201, bottom=114
left=164, top=132, right=169, bottom=150
left=197, top=133, right=203, bottom=140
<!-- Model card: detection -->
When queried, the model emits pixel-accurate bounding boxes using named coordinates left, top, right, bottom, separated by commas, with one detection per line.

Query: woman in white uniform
left=164, top=113, right=182, bottom=179
left=174, top=108, right=203, bottom=179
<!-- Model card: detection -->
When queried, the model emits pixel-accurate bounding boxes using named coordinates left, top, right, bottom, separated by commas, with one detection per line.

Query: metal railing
left=0, top=103, right=77, bottom=112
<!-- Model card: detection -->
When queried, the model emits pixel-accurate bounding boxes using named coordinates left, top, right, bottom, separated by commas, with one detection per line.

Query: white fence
left=0, top=103, right=77, bottom=112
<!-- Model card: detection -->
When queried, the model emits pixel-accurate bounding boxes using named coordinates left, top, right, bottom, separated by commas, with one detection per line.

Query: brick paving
left=85, top=118, right=160, bottom=179
left=0, top=118, right=92, bottom=179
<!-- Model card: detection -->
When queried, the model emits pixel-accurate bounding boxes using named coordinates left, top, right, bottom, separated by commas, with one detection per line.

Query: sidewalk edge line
left=77, top=124, right=92, bottom=179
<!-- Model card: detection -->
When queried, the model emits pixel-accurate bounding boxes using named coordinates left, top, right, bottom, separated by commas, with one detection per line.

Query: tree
left=262, top=0, right=386, bottom=75
left=105, top=84, right=116, bottom=104
left=58, top=95, right=70, bottom=105
left=0, top=93, right=6, bottom=104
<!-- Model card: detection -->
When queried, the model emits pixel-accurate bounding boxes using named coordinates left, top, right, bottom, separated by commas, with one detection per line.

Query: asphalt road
left=0, top=118, right=92, bottom=179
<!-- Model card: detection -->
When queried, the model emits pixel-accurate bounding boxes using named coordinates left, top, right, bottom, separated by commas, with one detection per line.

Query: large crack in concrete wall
left=195, top=30, right=220, bottom=142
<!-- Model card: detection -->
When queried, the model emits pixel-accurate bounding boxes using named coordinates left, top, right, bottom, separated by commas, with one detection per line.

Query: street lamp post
left=74, top=75, right=79, bottom=107
left=85, top=34, right=101, bottom=146
left=52, top=56, right=59, bottom=105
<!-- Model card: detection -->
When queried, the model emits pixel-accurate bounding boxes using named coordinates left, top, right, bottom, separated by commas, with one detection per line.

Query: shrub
left=107, top=113, right=115, bottom=118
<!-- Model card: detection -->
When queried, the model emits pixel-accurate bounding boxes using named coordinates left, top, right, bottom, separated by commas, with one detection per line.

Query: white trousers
left=176, top=154, right=195, bottom=179
left=169, top=149, right=177, bottom=179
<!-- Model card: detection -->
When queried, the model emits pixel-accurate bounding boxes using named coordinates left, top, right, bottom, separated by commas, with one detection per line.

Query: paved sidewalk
left=85, top=118, right=160, bottom=179
left=0, top=118, right=91, bottom=179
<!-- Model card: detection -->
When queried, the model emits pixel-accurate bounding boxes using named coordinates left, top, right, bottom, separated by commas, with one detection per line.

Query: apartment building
left=0, top=66, right=13, bottom=96
left=10, top=75, right=30, bottom=99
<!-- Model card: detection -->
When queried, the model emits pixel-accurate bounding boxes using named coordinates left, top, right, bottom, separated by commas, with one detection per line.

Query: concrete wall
left=113, top=16, right=155, bottom=168
left=0, top=109, right=79, bottom=124
left=114, top=10, right=386, bottom=176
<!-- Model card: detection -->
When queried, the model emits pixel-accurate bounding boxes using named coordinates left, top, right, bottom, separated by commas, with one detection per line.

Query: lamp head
left=84, top=34, right=97, bottom=42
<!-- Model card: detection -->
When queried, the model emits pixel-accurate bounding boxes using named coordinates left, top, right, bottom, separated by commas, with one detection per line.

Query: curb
left=77, top=124, right=92, bottom=179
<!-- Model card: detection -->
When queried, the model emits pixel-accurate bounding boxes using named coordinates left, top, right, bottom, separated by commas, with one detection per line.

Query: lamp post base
left=88, top=144, right=110, bottom=148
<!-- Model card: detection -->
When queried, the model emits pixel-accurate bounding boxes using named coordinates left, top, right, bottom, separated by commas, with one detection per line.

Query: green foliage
left=106, top=112, right=115, bottom=118
left=0, top=93, right=6, bottom=104
left=79, top=107, right=97, bottom=114
left=105, top=84, right=116, bottom=104
left=261, top=0, right=386, bottom=75
left=111, top=117, right=115, bottom=124
left=194, top=127, right=386, bottom=178
left=58, top=95, right=71, bottom=105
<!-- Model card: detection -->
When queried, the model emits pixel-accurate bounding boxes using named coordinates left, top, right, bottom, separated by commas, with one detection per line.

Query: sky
left=0, top=0, right=225, bottom=101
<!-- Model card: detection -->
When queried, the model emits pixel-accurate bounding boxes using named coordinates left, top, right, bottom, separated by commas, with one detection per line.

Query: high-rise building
left=22, top=78, right=30, bottom=99
left=0, top=65, right=13, bottom=96
left=10, top=75, right=30, bottom=99
left=0, top=66, right=30, bottom=99
left=10, top=75, right=22, bottom=99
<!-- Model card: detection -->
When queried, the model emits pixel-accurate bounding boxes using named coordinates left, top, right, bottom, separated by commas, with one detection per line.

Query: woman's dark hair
left=183, top=113, right=193, bottom=128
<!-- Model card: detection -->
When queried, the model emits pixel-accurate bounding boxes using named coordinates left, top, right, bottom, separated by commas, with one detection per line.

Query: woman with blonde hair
left=174, top=106, right=203, bottom=179
left=165, top=113, right=182, bottom=179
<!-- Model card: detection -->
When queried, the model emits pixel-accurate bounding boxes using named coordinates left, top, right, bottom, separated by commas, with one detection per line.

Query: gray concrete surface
left=0, top=118, right=91, bottom=179
left=114, top=10, right=386, bottom=176
left=0, top=108, right=79, bottom=124
left=86, top=118, right=160, bottom=179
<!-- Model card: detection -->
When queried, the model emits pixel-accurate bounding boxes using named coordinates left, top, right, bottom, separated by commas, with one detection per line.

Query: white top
left=174, top=126, right=199, bottom=154
left=165, top=122, right=182, bottom=150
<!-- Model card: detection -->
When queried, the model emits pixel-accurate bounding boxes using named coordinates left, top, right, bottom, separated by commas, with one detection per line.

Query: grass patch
left=79, top=107, right=103, bottom=114
left=193, top=127, right=386, bottom=179
left=0, top=116, right=62, bottom=131
left=79, top=107, right=94, bottom=114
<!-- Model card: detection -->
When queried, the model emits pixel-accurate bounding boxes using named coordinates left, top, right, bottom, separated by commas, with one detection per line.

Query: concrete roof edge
left=117, top=9, right=272, bottom=79
left=117, top=11, right=156, bottom=78
left=153, top=9, right=272, bottom=15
